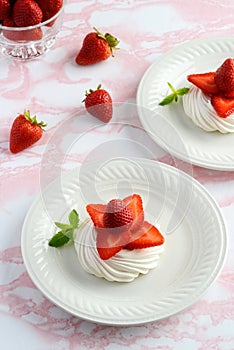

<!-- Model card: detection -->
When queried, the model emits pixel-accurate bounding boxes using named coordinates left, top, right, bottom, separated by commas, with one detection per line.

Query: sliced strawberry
left=211, top=95, right=234, bottom=118
left=187, top=72, right=219, bottom=95
left=223, top=90, right=234, bottom=98
left=125, top=221, right=165, bottom=250
left=96, top=230, right=131, bottom=260
left=123, top=194, right=144, bottom=232
left=86, top=204, right=106, bottom=228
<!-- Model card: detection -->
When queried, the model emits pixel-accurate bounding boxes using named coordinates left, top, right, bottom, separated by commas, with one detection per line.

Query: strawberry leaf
left=23, top=109, right=47, bottom=128
left=48, top=232, right=70, bottom=247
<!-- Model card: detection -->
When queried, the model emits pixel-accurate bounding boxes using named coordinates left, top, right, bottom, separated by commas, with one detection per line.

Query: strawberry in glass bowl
left=0, top=0, right=65, bottom=60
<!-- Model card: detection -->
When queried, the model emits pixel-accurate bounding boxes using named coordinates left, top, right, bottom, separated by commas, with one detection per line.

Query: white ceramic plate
left=137, top=36, right=234, bottom=170
left=21, top=158, right=227, bottom=325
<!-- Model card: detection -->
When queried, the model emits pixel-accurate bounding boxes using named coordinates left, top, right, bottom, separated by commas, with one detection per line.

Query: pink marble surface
left=0, top=0, right=234, bottom=349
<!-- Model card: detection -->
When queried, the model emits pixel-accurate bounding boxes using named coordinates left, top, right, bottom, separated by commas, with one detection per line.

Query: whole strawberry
left=3, top=16, right=43, bottom=41
left=13, top=0, right=43, bottom=27
left=0, top=0, right=10, bottom=20
left=35, top=0, right=63, bottom=22
left=76, top=27, right=119, bottom=65
left=214, top=58, right=234, bottom=97
left=10, top=110, right=46, bottom=153
left=84, top=84, right=113, bottom=123
left=104, top=199, right=133, bottom=233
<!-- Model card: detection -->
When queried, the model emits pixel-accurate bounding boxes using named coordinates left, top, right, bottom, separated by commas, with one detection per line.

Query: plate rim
left=21, top=158, right=228, bottom=325
left=136, top=35, right=234, bottom=171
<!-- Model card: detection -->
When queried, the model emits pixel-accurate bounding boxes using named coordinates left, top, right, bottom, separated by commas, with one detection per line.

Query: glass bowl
left=0, top=1, right=66, bottom=60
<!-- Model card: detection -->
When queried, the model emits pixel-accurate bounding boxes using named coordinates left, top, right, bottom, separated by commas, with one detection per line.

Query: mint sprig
left=48, top=232, right=70, bottom=247
left=159, top=82, right=189, bottom=106
left=49, top=209, right=79, bottom=248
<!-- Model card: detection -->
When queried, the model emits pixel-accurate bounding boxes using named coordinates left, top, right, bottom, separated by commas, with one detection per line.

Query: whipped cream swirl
left=183, top=86, right=234, bottom=133
left=74, top=220, right=165, bottom=283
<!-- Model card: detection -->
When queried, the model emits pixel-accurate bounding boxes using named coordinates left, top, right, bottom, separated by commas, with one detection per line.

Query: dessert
left=74, top=194, right=165, bottom=282
left=183, top=58, right=234, bottom=133
left=159, top=58, right=234, bottom=133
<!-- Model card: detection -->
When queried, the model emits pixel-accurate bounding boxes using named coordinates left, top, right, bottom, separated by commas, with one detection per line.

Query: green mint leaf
left=48, top=232, right=70, bottom=247
left=159, top=93, right=175, bottom=106
left=176, top=87, right=190, bottom=96
left=63, top=228, right=74, bottom=240
left=49, top=209, right=80, bottom=249
left=68, top=209, right=79, bottom=228
left=159, top=82, right=189, bottom=106
left=55, top=222, right=72, bottom=231
left=167, top=82, right=177, bottom=94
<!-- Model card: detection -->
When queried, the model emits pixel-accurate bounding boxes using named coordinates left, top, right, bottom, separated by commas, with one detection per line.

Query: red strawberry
left=211, top=95, right=234, bottom=118
left=123, top=194, right=144, bottom=232
left=10, top=110, right=46, bottom=153
left=3, top=16, right=43, bottom=41
left=86, top=202, right=131, bottom=260
left=214, top=58, right=234, bottom=97
left=35, top=0, right=63, bottom=22
left=76, top=27, right=119, bottom=65
left=96, top=229, right=131, bottom=260
left=103, top=199, right=133, bottom=233
left=86, top=203, right=106, bottom=228
left=0, top=0, right=10, bottom=20
left=222, top=91, right=234, bottom=98
left=187, top=72, right=219, bottom=95
left=125, top=221, right=164, bottom=250
left=86, top=194, right=165, bottom=259
left=84, top=84, right=113, bottom=123
left=13, top=0, right=43, bottom=27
